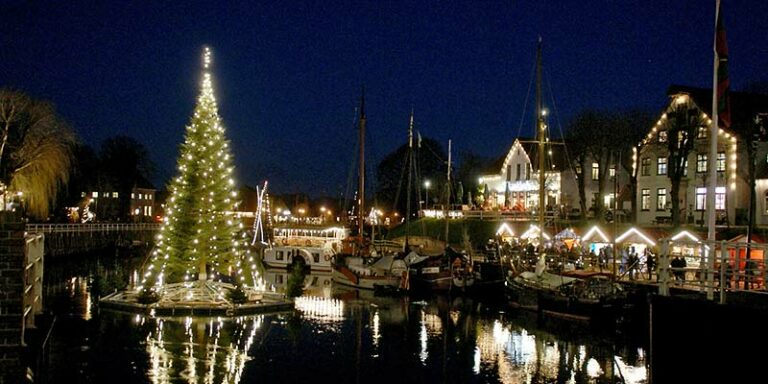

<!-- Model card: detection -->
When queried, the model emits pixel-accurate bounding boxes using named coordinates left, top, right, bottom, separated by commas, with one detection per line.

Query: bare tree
left=614, top=110, right=655, bottom=222
left=0, top=89, right=75, bottom=219
left=565, top=111, right=596, bottom=219
left=662, top=102, right=705, bottom=227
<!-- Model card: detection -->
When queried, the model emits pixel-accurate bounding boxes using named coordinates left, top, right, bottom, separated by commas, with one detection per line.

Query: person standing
left=646, top=250, right=656, bottom=281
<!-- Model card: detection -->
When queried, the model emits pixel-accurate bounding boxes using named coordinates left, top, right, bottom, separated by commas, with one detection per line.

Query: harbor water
left=42, top=249, right=649, bottom=383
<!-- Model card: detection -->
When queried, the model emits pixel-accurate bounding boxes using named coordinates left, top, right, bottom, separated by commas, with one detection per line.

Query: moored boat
left=503, top=40, right=626, bottom=325
left=262, top=225, right=346, bottom=272
left=332, top=254, right=407, bottom=290
left=506, top=269, right=625, bottom=324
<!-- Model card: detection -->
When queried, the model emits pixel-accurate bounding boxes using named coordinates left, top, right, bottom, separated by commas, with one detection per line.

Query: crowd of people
left=486, top=234, right=765, bottom=291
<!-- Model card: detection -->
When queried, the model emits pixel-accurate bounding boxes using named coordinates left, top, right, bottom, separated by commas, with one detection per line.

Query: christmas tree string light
left=140, top=46, right=256, bottom=291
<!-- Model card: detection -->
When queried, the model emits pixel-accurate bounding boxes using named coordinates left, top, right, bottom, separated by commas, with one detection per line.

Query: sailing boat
left=504, top=39, right=625, bottom=324
left=399, top=111, right=458, bottom=292
left=331, top=90, right=408, bottom=290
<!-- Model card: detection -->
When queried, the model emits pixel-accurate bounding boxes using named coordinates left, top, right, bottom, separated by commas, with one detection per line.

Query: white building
left=478, top=137, right=632, bottom=219
left=636, top=85, right=768, bottom=226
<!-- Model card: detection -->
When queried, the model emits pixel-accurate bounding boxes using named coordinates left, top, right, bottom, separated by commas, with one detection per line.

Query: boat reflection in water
left=73, top=268, right=647, bottom=383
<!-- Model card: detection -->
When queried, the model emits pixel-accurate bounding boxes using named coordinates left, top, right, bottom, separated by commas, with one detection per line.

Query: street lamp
left=424, top=180, right=431, bottom=209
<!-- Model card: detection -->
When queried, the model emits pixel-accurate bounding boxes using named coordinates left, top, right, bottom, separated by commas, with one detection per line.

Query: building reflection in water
left=473, top=317, right=647, bottom=383
left=84, top=269, right=646, bottom=383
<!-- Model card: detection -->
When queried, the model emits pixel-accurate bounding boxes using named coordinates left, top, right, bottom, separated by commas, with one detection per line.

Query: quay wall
left=649, top=294, right=768, bottom=382
left=0, top=213, right=27, bottom=383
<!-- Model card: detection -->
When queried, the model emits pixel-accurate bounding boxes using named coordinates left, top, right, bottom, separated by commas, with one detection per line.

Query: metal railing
left=656, top=238, right=768, bottom=304
left=23, top=233, right=44, bottom=336
left=26, top=223, right=161, bottom=234
left=459, top=210, right=560, bottom=221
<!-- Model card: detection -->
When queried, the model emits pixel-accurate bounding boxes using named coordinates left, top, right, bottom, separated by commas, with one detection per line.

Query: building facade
left=478, top=137, right=632, bottom=219
left=636, top=86, right=768, bottom=226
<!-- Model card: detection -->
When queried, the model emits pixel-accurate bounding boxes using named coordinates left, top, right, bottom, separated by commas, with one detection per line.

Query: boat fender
left=324, top=254, right=331, bottom=261
left=282, top=239, right=288, bottom=245
left=306, top=240, right=312, bottom=246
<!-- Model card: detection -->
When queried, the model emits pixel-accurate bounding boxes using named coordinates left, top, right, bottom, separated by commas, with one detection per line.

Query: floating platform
left=99, top=280, right=294, bottom=316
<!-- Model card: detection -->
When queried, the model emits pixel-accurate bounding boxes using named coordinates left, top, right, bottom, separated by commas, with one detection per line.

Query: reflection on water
left=140, top=315, right=261, bottom=384
left=47, top=259, right=648, bottom=383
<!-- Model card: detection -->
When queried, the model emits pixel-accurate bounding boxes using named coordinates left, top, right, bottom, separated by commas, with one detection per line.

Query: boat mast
left=405, top=111, right=414, bottom=252
left=536, top=38, right=545, bottom=232
left=444, top=139, right=452, bottom=245
left=358, top=88, right=366, bottom=246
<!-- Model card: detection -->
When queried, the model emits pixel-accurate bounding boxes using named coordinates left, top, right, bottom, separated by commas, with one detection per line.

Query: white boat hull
left=262, top=245, right=333, bottom=272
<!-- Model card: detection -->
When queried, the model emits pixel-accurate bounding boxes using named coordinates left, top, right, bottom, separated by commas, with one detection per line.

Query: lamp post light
left=424, top=180, right=431, bottom=210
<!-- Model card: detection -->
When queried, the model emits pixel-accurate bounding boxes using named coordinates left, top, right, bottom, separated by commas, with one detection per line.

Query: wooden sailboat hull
left=505, top=272, right=625, bottom=324
left=331, top=265, right=402, bottom=290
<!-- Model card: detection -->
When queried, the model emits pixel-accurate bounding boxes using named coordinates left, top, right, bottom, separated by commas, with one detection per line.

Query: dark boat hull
left=505, top=274, right=624, bottom=325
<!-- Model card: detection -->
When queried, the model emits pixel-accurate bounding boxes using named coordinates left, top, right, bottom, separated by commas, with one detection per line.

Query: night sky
left=2, top=1, right=767, bottom=196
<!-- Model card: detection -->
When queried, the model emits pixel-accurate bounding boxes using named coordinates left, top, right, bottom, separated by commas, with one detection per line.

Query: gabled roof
left=481, top=137, right=571, bottom=175
left=666, top=85, right=768, bottom=137
left=615, top=227, right=656, bottom=246
left=662, top=86, right=768, bottom=179
left=581, top=225, right=611, bottom=243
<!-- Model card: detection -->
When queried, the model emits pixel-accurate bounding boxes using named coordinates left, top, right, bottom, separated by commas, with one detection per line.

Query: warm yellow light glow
left=615, top=227, right=655, bottom=246
left=520, top=224, right=550, bottom=240
left=495, top=222, right=515, bottom=237
left=582, top=226, right=611, bottom=243
left=671, top=230, right=699, bottom=242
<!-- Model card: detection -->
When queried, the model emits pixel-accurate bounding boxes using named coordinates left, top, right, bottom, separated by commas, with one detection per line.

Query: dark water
left=43, top=250, right=649, bottom=383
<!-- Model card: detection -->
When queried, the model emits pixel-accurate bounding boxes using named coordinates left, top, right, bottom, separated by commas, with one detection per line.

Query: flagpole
left=707, top=0, right=720, bottom=245
left=706, top=0, right=722, bottom=300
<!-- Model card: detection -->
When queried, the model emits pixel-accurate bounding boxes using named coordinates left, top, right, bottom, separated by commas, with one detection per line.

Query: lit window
left=591, top=163, right=599, bottom=181
left=657, top=188, right=667, bottom=211
left=112, top=192, right=118, bottom=198
left=93, top=192, right=99, bottom=198
left=641, top=189, right=650, bottom=211
left=697, top=154, right=707, bottom=173
left=696, top=187, right=706, bottom=210
left=657, top=157, right=667, bottom=175
left=659, top=131, right=668, bottom=143
left=609, top=166, right=615, bottom=178
left=764, top=191, right=768, bottom=214
left=697, top=127, right=707, bottom=139
left=717, top=152, right=726, bottom=172
left=641, top=158, right=650, bottom=176
left=715, top=186, right=726, bottom=210
left=131, top=193, right=135, bottom=199
left=81, top=192, right=86, bottom=198
left=604, top=193, right=615, bottom=208
left=682, top=159, right=688, bottom=177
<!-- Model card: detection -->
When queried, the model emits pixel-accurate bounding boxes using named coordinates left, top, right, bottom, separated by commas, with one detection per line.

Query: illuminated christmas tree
left=141, top=47, right=254, bottom=290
